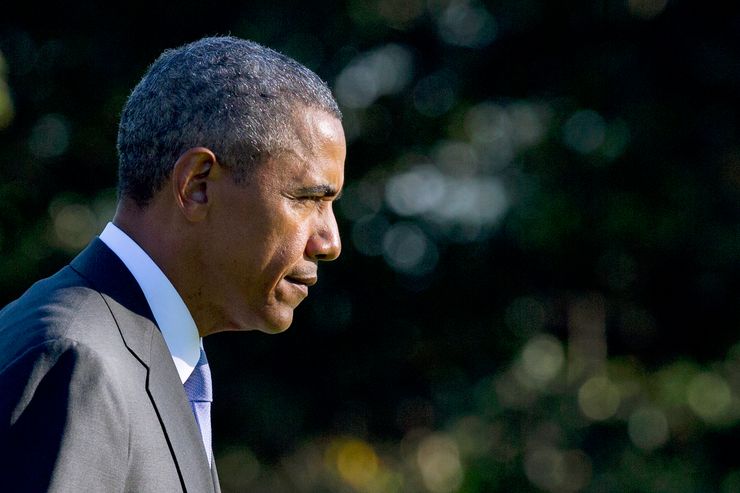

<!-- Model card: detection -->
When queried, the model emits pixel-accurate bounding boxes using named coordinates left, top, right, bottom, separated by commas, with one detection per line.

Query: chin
left=256, top=320, right=293, bottom=334
left=252, top=308, right=295, bottom=334
left=257, top=324, right=291, bottom=335
left=220, top=304, right=295, bottom=334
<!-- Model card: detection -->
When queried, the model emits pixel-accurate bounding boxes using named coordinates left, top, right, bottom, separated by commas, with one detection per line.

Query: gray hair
left=117, top=36, right=341, bottom=206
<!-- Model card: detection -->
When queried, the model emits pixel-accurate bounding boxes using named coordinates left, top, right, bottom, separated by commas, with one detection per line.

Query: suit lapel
left=212, top=457, right=221, bottom=493
left=147, top=333, right=214, bottom=493
left=71, top=239, right=215, bottom=493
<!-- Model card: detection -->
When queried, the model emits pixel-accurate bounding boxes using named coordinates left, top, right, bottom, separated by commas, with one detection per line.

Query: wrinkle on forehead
left=253, top=107, right=345, bottom=195
left=279, top=107, right=345, bottom=160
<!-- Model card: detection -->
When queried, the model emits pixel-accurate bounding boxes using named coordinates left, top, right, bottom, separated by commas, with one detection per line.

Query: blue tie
left=184, top=348, right=213, bottom=465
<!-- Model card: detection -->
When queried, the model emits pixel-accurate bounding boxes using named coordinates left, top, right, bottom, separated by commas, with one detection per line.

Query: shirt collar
left=99, top=222, right=200, bottom=384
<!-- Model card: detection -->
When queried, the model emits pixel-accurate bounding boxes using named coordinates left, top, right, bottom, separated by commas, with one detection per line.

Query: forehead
left=291, top=108, right=346, bottom=157
left=260, top=108, right=346, bottom=185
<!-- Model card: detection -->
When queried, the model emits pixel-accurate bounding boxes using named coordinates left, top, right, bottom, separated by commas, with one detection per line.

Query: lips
left=283, top=274, right=317, bottom=299
left=284, top=275, right=318, bottom=287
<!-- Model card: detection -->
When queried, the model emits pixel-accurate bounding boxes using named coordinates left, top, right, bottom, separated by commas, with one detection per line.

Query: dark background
left=2, top=1, right=740, bottom=492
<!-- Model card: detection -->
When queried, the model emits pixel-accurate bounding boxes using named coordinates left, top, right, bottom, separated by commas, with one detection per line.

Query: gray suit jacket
left=0, top=239, right=221, bottom=492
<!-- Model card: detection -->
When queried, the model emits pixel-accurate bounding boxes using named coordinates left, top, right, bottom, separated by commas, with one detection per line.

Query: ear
left=171, top=147, right=224, bottom=222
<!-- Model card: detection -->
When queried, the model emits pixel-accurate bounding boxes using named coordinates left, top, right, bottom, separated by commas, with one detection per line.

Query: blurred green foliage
left=3, top=1, right=740, bottom=491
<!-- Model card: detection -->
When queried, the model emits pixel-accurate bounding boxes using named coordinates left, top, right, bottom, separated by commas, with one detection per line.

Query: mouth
left=284, top=275, right=318, bottom=287
left=283, top=275, right=318, bottom=297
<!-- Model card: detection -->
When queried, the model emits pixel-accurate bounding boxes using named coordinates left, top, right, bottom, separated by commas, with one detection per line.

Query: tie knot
left=184, top=348, right=212, bottom=402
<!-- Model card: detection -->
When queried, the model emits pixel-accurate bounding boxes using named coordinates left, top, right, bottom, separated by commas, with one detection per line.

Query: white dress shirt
left=99, top=222, right=200, bottom=384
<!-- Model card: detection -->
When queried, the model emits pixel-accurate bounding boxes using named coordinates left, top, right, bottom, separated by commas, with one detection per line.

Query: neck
left=112, top=199, right=216, bottom=337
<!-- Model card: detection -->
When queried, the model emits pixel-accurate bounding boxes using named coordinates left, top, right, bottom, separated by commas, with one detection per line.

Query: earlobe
left=172, top=147, right=219, bottom=222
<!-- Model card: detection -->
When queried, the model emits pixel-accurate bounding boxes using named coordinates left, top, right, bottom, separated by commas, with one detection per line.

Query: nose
left=306, top=207, right=341, bottom=261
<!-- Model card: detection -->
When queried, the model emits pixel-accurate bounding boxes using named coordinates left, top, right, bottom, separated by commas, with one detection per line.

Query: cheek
left=223, top=209, right=312, bottom=292
left=269, top=241, right=302, bottom=274
left=270, top=215, right=312, bottom=257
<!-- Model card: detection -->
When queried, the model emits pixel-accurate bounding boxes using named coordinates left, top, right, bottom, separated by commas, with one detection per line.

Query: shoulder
left=0, top=335, right=131, bottom=440
left=3, top=335, right=127, bottom=402
left=0, top=336, right=133, bottom=490
left=0, top=264, right=125, bottom=371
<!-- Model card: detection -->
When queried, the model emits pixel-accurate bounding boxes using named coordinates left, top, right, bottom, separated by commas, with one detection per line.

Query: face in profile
left=202, top=107, right=346, bottom=334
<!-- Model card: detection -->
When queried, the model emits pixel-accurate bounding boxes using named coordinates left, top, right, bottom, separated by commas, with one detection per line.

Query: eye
left=290, top=195, right=323, bottom=208
left=285, top=188, right=339, bottom=208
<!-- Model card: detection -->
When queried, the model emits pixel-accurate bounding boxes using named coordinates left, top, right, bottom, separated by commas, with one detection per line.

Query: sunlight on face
left=201, top=108, right=346, bottom=334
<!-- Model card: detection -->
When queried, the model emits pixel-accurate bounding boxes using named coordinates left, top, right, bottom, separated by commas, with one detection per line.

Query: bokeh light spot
left=687, top=372, right=732, bottom=423
left=216, top=447, right=261, bottom=491
left=525, top=446, right=565, bottom=491
left=0, top=51, right=14, bottom=130
left=51, top=203, right=97, bottom=252
left=562, top=109, right=606, bottom=155
left=335, top=44, right=413, bottom=109
left=0, top=81, right=13, bottom=130
left=416, top=433, right=463, bottom=493
left=433, top=140, right=480, bottom=176
left=406, top=168, right=509, bottom=231
left=628, top=406, right=669, bottom=451
left=655, top=361, right=700, bottom=407
left=334, top=438, right=379, bottom=489
left=48, top=190, right=114, bottom=253
left=28, top=113, right=70, bottom=158
left=524, top=446, right=592, bottom=492
left=435, top=0, right=497, bottom=48
left=386, top=165, right=446, bottom=216
left=464, top=100, right=551, bottom=170
left=382, top=222, right=438, bottom=275
left=520, top=334, right=565, bottom=386
left=578, top=376, right=621, bottom=421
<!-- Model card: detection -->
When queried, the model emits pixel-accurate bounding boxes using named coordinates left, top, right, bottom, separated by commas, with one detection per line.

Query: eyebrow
left=295, top=185, right=342, bottom=199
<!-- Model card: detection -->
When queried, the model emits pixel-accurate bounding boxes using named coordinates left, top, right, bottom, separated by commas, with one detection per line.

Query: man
left=0, top=36, right=345, bottom=492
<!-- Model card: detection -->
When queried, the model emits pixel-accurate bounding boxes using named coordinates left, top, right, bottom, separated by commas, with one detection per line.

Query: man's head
left=117, top=36, right=341, bottom=206
left=114, top=36, right=345, bottom=336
